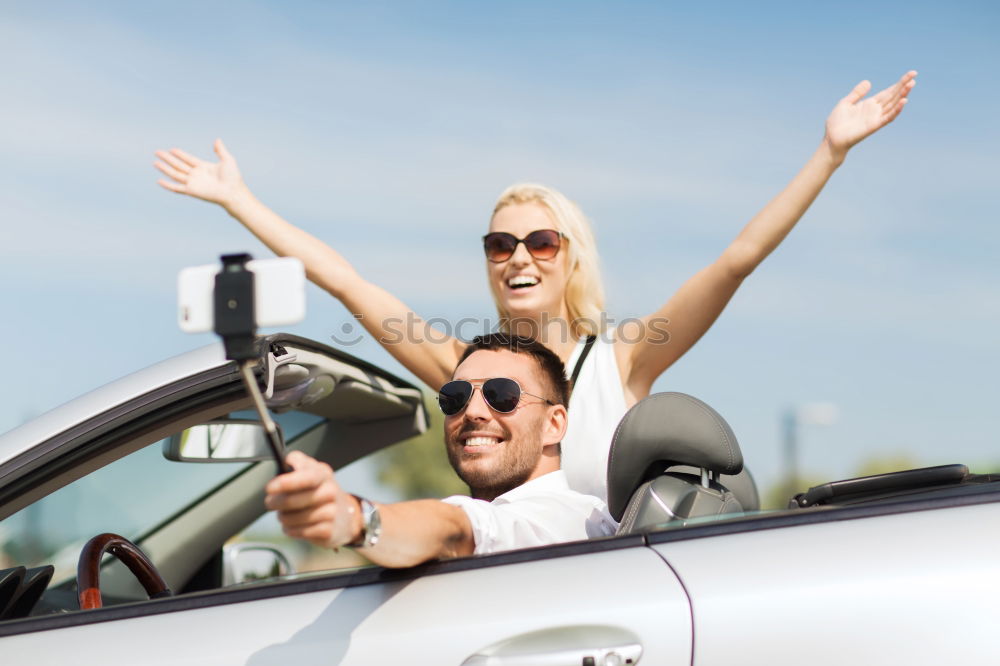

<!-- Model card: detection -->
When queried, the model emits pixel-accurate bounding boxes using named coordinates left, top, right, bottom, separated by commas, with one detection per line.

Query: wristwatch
left=348, top=495, right=381, bottom=549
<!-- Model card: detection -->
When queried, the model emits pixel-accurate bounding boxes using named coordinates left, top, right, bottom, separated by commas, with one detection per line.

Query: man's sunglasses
left=438, top=377, right=555, bottom=416
left=482, top=229, right=564, bottom=263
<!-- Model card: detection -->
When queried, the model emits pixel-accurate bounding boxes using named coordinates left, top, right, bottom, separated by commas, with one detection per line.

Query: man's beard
left=446, top=423, right=542, bottom=501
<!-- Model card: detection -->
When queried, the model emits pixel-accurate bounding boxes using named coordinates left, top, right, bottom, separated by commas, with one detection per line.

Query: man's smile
left=457, top=428, right=507, bottom=453
left=463, top=436, right=502, bottom=447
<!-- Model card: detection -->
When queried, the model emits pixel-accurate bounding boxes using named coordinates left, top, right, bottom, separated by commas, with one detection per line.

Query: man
left=264, top=333, right=617, bottom=568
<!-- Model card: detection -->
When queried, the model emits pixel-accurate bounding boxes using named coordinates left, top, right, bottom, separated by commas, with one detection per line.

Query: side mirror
left=222, top=543, right=295, bottom=586
left=163, top=420, right=281, bottom=463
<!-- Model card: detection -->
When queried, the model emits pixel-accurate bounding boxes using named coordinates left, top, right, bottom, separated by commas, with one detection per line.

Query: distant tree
left=372, top=392, right=469, bottom=500
left=969, top=460, right=1000, bottom=474
left=853, top=454, right=920, bottom=478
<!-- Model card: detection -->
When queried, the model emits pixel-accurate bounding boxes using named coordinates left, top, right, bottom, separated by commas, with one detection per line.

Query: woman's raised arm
left=619, top=71, right=917, bottom=399
left=154, top=140, right=465, bottom=389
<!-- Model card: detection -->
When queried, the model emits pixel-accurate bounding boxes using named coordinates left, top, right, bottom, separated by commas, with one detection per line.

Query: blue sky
left=1, top=1, right=998, bottom=493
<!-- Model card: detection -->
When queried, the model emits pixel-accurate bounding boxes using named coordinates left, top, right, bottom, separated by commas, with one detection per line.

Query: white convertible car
left=0, top=334, right=997, bottom=665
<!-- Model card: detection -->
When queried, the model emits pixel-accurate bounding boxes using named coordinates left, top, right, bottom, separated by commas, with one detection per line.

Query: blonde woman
left=155, top=71, right=916, bottom=502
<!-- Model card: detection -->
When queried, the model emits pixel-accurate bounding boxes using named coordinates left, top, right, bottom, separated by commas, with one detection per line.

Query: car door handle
left=462, top=624, right=642, bottom=666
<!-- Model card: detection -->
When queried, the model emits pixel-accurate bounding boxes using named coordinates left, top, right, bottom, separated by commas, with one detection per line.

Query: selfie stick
left=213, top=253, right=291, bottom=474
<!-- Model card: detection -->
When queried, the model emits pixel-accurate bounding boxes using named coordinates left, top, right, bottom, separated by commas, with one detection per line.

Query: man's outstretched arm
left=264, top=451, right=475, bottom=568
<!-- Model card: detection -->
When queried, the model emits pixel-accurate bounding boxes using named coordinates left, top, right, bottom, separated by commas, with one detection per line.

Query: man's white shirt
left=441, top=470, right=618, bottom=555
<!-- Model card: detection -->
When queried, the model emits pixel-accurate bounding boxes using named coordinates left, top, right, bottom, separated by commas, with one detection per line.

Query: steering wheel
left=77, top=533, right=172, bottom=610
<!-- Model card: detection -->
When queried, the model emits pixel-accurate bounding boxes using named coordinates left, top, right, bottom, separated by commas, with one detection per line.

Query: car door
left=3, top=537, right=691, bottom=665
left=299, top=540, right=690, bottom=665
left=650, top=499, right=1000, bottom=665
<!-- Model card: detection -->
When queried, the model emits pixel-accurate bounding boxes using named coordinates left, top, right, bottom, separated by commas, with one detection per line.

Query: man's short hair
left=459, top=333, right=570, bottom=408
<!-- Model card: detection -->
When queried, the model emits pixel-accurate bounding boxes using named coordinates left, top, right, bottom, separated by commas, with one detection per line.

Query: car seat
left=606, top=392, right=752, bottom=534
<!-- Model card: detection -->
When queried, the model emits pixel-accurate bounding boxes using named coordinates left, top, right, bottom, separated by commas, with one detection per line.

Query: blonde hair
left=490, top=183, right=605, bottom=339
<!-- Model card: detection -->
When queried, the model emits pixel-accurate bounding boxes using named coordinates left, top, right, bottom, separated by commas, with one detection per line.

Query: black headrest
left=607, top=392, right=744, bottom=520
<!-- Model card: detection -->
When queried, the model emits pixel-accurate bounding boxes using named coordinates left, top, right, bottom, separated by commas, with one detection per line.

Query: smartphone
left=178, top=257, right=306, bottom=333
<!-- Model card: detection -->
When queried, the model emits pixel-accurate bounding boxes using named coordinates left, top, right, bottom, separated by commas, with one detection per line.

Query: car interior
left=0, top=336, right=427, bottom=622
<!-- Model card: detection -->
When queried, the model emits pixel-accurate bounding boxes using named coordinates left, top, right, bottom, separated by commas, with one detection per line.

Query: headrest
left=607, top=392, right=744, bottom=520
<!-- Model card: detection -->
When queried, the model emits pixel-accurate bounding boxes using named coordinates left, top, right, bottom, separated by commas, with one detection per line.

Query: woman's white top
left=561, top=332, right=629, bottom=503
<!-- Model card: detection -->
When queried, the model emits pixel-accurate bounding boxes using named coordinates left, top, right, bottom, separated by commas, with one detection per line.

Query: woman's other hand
left=823, top=70, right=917, bottom=165
left=154, top=139, right=245, bottom=208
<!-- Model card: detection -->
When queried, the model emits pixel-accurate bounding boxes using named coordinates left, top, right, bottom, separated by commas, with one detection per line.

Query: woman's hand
left=625, top=71, right=918, bottom=399
left=154, top=137, right=462, bottom=390
left=154, top=139, right=245, bottom=208
left=823, top=70, right=917, bottom=164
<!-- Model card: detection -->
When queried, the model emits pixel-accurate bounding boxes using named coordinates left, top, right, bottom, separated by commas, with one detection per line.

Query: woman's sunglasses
left=482, top=229, right=564, bottom=263
left=438, top=377, right=555, bottom=415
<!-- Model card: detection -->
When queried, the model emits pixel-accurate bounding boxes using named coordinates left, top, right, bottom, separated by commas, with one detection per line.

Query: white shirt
left=441, top=470, right=617, bottom=555
left=561, top=332, right=629, bottom=503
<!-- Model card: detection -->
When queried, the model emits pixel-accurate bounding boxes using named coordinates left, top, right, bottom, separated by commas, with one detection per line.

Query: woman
left=155, top=71, right=916, bottom=501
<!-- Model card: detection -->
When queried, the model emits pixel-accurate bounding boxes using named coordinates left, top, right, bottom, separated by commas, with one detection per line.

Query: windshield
left=0, top=440, right=248, bottom=581
left=0, top=409, right=322, bottom=581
